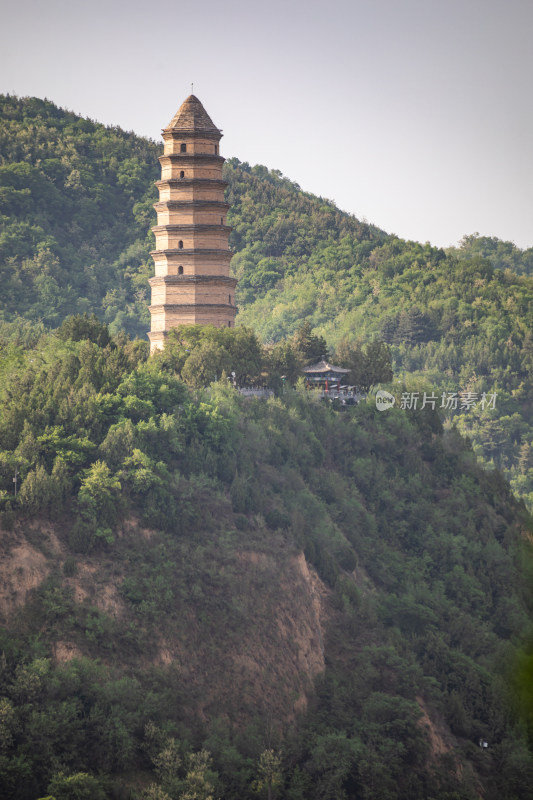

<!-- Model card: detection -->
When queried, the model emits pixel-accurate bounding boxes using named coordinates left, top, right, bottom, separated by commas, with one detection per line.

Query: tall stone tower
left=148, top=95, right=237, bottom=353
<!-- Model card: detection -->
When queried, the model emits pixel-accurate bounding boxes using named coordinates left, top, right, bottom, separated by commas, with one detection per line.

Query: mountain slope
left=0, top=326, right=532, bottom=799
left=0, top=94, right=158, bottom=335
left=4, top=95, right=533, bottom=800
left=1, top=94, right=532, bottom=513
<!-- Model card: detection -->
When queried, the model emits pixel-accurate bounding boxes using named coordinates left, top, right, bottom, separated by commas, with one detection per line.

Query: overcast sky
left=1, top=0, right=531, bottom=249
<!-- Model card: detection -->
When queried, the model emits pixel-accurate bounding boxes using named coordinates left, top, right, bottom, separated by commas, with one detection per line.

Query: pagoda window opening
left=228, top=320, right=231, bottom=327
left=215, top=144, right=219, bottom=155
left=178, top=240, right=183, bottom=249
left=180, top=170, right=185, bottom=178
left=180, top=143, right=186, bottom=153
left=221, top=216, right=223, bottom=225
left=178, top=266, right=184, bottom=275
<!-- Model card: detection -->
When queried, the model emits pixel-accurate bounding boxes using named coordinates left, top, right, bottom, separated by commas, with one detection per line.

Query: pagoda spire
left=148, top=96, right=237, bottom=353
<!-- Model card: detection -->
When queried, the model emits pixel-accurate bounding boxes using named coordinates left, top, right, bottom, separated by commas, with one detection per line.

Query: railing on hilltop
left=238, top=387, right=274, bottom=398
left=319, top=390, right=367, bottom=404
left=236, top=386, right=366, bottom=404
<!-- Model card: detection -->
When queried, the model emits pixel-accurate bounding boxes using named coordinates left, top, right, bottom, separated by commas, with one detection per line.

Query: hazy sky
left=1, top=0, right=531, bottom=249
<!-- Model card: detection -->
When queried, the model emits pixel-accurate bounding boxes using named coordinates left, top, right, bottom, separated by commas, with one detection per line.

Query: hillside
left=0, top=323, right=532, bottom=799
left=1, top=95, right=533, bottom=799
left=226, top=163, right=533, bottom=512
left=0, top=94, right=532, bottom=513
left=0, top=94, right=158, bottom=336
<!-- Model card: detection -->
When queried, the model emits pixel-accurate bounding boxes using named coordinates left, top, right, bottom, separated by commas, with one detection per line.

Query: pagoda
left=148, top=95, right=237, bottom=352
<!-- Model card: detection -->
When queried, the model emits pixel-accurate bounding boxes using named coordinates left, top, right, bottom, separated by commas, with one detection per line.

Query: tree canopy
left=0, top=323, right=530, bottom=799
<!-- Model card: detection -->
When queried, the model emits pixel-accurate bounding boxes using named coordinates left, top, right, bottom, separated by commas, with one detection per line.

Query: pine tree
left=292, top=321, right=329, bottom=365
left=518, top=442, right=533, bottom=474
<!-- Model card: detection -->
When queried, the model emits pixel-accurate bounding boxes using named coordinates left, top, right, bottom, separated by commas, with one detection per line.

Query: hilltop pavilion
left=302, top=359, right=351, bottom=391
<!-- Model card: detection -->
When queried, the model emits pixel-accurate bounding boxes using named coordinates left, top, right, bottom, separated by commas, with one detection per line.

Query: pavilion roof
left=302, top=360, right=350, bottom=374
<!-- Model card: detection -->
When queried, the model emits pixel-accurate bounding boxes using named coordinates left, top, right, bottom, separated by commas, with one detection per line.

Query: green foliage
left=1, top=95, right=531, bottom=508
left=0, top=94, right=532, bottom=800
left=0, top=95, right=158, bottom=336
left=253, top=749, right=282, bottom=800
left=57, top=314, right=111, bottom=348
left=158, top=324, right=263, bottom=388
left=180, top=750, right=217, bottom=800
left=18, top=464, right=58, bottom=515
left=45, top=771, right=106, bottom=800
left=335, top=338, right=393, bottom=390
left=453, top=233, right=533, bottom=276
left=0, top=332, right=530, bottom=796
left=77, top=459, right=121, bottom=544
left=291, top=321, right=329, bottom=365
left=181, top=340, right=232, bottom=388
left=223, top=156, right=533, bottom=508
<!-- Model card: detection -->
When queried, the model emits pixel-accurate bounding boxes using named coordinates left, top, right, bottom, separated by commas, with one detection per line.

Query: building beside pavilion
left=148, top=95, right=237, bottom=353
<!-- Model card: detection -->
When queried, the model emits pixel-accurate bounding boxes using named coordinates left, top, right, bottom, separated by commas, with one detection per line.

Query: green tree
left=220, top=325, right=263, bottom=385
left=142, top=787, right=172, bottom=800
left=395, top=306, right=435, bottom=345
left=335, top=337, right=365, bottom=385
left=153, top=737, right=182, bottom=786
left=77, top=460, right=121, bottom=543
left=0, top=697, right=17, bottom=750
left=362, top=340, right=393, bottom=389
left=18, top=464, right=56, bottom=514
left=335, top=339, right=393, bottom=390
left=253, top=749, right=282, bottom=800
left=264, top=340, right=302, bottom=387
left=518, top=442, right=533, bottom=473
left=292, top=321, right=329, bottom=365
left=181, top=340, right=231, bottom=388
left=180, top=750, right=217, bottom=800
left=44, top=771, right=106, bottom=800
left=57, top=314, right=111, bottom=348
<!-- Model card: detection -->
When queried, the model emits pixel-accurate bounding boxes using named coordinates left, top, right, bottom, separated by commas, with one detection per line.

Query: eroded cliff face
left=0, top=513, right=502, bottom=798
left=0, top=523, right=125, bottom=623
left=0, top=519, right=329, bottom=725
left=0, top=535, right=50, bottom=617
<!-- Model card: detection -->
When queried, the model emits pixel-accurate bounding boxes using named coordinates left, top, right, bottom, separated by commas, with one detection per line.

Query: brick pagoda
left=148, top=95, right=237, bottom=352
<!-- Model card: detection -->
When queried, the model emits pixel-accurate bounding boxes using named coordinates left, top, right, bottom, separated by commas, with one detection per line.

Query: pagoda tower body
left=148, top=95, right=237, bottom=353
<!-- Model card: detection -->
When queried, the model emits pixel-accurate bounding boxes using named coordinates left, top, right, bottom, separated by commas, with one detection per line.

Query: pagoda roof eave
left=162, top=128, right=222, bottom=138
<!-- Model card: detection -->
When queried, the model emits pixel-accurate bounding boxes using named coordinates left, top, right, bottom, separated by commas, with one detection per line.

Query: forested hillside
left=1, top=94, right=533, bottom=799
left=1, top=94, right=531, bottom=513
left=0, top=95, right=158, bottom=336
left=226, top=162, right=533, bottom=511
left=0, top=320, right=532, bottom=799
